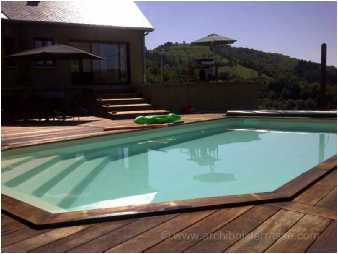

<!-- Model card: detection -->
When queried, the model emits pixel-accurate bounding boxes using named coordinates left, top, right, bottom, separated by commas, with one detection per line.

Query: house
left=1, top=1, right=154, bottom=92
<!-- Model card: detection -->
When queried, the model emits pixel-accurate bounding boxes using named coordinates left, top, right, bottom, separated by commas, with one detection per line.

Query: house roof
left=1, top=12, right=8, bottom=19
left=1, top=1, right=154, bottom=31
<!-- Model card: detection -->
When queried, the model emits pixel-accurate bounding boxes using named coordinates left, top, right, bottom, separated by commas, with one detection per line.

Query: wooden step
left=102, top=103, right=153, bottom=111
left=108, top=109, right=169, bottom=119
left=97, top=93, right=138, bottom=99
left=93, top=87, right=134, bottom=94
left=98, top=98, right=146, bottom=105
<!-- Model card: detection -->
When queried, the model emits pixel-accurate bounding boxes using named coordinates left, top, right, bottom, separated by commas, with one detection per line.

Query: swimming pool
left=1, top=117, right=337, bottom=224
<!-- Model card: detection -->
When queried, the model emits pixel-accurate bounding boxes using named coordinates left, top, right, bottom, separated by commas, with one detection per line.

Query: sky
left=136, top=1, right=337, bottom=66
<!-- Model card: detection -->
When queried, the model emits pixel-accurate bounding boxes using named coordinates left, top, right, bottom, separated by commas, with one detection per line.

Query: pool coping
left=226, top=110, right=337, bottom=118
left=2, top=155, right=336, bottom=227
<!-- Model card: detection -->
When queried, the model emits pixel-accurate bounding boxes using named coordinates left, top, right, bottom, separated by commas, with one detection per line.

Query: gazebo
left=192, top=33, right=236, bottom=81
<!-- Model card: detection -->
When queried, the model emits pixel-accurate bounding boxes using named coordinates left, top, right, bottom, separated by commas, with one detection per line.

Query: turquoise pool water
left=2, top=118, right=337, bottom=213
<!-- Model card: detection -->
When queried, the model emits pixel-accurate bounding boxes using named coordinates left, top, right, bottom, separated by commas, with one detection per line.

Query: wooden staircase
left=96, top=91, right=169, bottom=119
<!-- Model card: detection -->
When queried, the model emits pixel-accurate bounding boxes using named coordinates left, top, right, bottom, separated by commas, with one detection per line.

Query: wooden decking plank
left=2, top=225, right=87, bottom=253
left=106, top=210, right=216, bottom=253
left=184, top=205, right=279, bottom=253
left=225, top=210, right=303, bottom=253
left=1, top=214, right=18, bottom=227
left=1, top=217, right=29, bottom=235
left=145, top=206, right=253, bottom=252
left=31, top=219, right=136, bottom=252
left=3, top=127, right=99, bottom=143
left=2, top=126, right=85, bottom=138
left=2, top=129, right=100, bottom=146
left=68, top=214, right=177, bottom=252
left=2, top=127, right=79, bottom=137
left=2, top=130, right=105, bottom=150
left=268, top=201, right=336, bottom=220
left=1, top=227, right=48, bottom=248
left=315, top=188, right=337, bottom=211
left=307, top=221, right=337, bottom=253
left=2, top=126, right=94, bottom=137
left=266, top=214, right=331, bottom=253
left=295, top=170, right=336, bottom=205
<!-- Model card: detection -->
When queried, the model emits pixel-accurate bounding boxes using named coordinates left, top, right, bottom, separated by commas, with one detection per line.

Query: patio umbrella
left=6, top=44, right=103, bottom=121
left=192, top=33, right=236, bottom=80
left=8, top=44, right=103, bottom=60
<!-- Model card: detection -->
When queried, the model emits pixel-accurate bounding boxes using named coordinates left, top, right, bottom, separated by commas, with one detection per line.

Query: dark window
left=71, top=41, right=129, bottom=85
left=33, top=38, right=54, bottom=66
left=4, top=36, right=16, bottom=67
left=26, top=1, right=40, bottom=6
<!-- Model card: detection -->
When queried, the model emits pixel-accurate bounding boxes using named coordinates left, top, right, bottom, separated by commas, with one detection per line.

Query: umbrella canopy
left=191, top=33, right=236, bottom=46
left=8, top=44, right=103, bottom=60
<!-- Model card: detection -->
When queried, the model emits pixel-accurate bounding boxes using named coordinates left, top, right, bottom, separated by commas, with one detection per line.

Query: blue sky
left=136, top=1, right=337, bottom=66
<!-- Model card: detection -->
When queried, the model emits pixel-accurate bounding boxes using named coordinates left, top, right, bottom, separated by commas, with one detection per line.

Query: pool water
left=2, top=118, right=336, bottom=213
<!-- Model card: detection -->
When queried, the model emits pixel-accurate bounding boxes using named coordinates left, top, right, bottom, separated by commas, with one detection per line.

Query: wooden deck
left=1, top=114, right=337, bottom=252
left=2, top=113, right=224, bottom=150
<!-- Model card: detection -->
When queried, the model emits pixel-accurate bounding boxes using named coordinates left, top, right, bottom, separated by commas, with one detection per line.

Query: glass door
left=70, top=41, right=129, bottom=86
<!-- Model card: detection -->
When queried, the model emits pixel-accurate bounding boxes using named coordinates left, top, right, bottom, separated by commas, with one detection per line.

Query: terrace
left=1, top=1, right=337, bottom=252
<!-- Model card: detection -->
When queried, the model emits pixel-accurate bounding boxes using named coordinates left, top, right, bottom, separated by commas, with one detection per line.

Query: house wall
left=2, top=21, right=146, bottom=90
left=138, top=82, right=262, bottom=112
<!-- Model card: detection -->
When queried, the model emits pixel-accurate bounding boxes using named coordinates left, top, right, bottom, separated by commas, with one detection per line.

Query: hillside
left=216, top=46, right=337, bottom=85
left=145, top=42, right=337, bottom=109
left=146, top=42, right=261, bottom=83
left=146, top=42, right=336, bottom=84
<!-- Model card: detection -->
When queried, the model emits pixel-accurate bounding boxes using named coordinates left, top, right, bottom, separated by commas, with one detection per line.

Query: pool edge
left=2, top=155, right=336, bottom=228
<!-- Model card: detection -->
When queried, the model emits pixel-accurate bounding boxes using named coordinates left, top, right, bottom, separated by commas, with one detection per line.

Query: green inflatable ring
left=134, top=113, right=181, bottom=124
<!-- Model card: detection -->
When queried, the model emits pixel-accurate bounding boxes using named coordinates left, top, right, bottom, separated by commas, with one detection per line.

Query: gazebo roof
left=192, top=33, right=236, bottom=46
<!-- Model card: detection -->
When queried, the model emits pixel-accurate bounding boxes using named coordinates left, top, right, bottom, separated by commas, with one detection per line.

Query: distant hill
left=216, top=46, right=337, bottom=85
left=145, top=42, right=337, bottom=109
left=145, top=42, right=336, bottom=85
left=146, top=42, right=261, bottom=83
